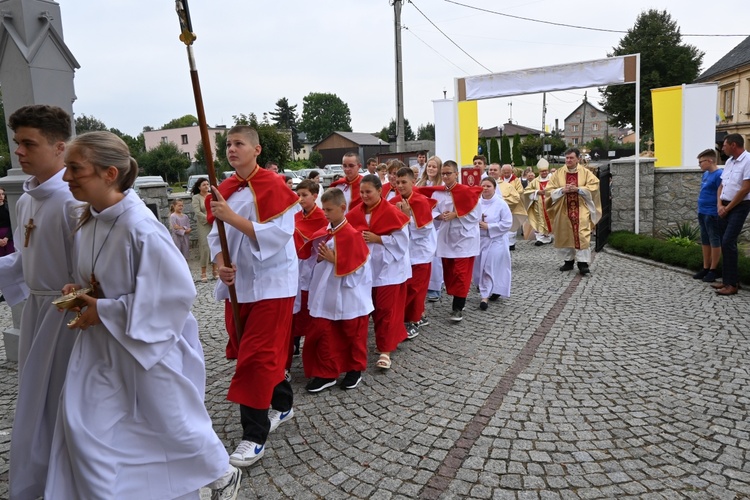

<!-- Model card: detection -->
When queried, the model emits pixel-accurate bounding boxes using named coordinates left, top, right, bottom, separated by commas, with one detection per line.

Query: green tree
left=519, top=135, right=542, bottom=161
left=500, top=135, right=512, bottom=164
left=137, top=141, right=190, bottom=183
left=308, top=150, right=323, bottom=167
left=600, top=9, right=703, bottom=135
left=269, top=97, right=301, bottom=153
left=417, top=122, right=435, bottom=141
left=512, top=134, right=524, bottom=167
left=298, top=92, right=352, bottom=142
left=75, top=114, right=108, bottom=135
left=109, top=128, right=145, bottom=158
left=489, top=138, right=500, bottom=165
left=232, top=114, right=291, bottom=168
left=161, top=114, right=199, bottom=130
left=378, top=118, right=416, bottom=143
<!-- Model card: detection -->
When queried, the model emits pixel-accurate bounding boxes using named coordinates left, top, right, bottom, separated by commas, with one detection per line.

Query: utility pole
left=508, top=102, right=513, bottom=123
left=541, top=92, right=547, bottom=160
left=580, top=91, right=587, bottom=146
left=393, top=0, right=405, bottom=152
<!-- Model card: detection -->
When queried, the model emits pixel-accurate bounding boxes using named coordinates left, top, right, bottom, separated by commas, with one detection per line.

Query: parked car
left=133, top=175, right=168, bottom=195
left=184, top=174, right=206, bottom=193
left=283, top=170, right=303, bottom=190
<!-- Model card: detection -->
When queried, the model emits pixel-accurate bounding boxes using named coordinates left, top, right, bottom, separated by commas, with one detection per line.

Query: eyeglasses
left=441, top=172, right=455, bottom=176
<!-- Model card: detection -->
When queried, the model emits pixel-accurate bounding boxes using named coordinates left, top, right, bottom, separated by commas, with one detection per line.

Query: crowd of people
left=17, top=110, right=750, bottom=499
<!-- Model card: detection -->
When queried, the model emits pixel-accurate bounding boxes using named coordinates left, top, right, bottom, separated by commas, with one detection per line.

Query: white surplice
left=431, top=190, right=481, bottom=258
left=473, top=194, right=513, bottom=298
left=44, top=190, right=229, bottom=500
left=364, top=213, right=411, bottom=287
left=207, top=186, right=300, bottom=303
left=0, top=169, right=80, bottom=500
left=307, top=225, right=374, bottom=320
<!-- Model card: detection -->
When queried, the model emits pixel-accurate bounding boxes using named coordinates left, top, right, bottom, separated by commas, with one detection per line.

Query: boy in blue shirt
left=693, top=148, right=723, bottom=282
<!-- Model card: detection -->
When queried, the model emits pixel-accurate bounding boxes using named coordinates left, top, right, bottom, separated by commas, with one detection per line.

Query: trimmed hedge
left=607, top=231, right=750, bottom=284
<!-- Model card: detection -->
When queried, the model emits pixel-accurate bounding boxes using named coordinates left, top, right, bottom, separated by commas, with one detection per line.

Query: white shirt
left=720, top=150, right=750, bottom=202
left=431, top=188, right=481, bottom=258
left=208, top=186, right=300, bottom=302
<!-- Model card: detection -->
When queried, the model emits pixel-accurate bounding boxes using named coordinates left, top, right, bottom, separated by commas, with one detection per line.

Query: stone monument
left=0, top=0, right=78, bottom=361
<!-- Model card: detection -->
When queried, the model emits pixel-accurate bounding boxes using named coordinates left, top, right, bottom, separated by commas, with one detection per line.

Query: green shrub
left=666, top=236, right=694, bottom=247
left=607, top=230, right=750, bottom=285
left=661, top=222, right=700, bottom=242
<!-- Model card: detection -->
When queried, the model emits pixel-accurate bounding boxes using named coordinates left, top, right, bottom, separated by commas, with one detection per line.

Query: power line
left=408, top=0, right=493, bottom=73
left=403, top=26, right=470, bottom=75
left=443, top=0, right=750, bottom=37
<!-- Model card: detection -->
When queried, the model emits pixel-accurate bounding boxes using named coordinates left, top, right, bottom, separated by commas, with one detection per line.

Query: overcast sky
left=60, top=0, right=746, bottom=140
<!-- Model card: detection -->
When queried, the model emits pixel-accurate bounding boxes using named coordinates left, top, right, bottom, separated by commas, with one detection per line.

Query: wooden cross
left=23, top=218, right=35, bottom=247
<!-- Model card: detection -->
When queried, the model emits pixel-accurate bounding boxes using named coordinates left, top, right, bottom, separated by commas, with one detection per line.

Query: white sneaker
left=229, top=440, right=265, bottom=467
left=209, top=465, right=242, bottom=500
left=268, top=407, right=294, bottom=432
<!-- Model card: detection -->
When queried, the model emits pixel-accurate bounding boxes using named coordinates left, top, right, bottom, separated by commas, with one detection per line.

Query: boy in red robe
left=206, top=126, right=300, bottom=467
left=391, top=167, right=437, bottom=338
left=303, top=188, right=373, bottom=392
left=329, top=152, right=363, bottom=212
left=288, top=179, right=328, bottom=370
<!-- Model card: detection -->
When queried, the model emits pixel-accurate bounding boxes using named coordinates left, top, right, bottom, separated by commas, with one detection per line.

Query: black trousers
left=239, top=379, right=293, bottom=443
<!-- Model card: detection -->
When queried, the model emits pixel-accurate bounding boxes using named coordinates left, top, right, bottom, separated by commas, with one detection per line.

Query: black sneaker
left=416, top=316, right=429, bottom=327
left=509, top=245, right=516, bottom=251
left=406, top=323, right=420, bottom=339
left=577, top=262, right=590, bottom=275
left=702, top=270, right=718, bottom=283
left=692, top=268, right=709, bottom=280
left=305, top=377, right=336, bottom=393
left=559, top=260, right=575, bottom=271
left=341, top=371, right=362, bottom=390
left=479, top=301, right=488, bottom=311
left=450, top=310, right=463, bottom=322
left=489, top=293, right=501, bottom=301
left=534, top=241, right=544, bottom=247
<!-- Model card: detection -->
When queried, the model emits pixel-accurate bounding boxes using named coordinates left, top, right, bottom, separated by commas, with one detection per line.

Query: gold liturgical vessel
left=53, top=288, right=94, bottom=327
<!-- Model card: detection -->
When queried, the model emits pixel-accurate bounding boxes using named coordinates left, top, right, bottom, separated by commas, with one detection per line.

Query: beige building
left=143, top=125, right=227, bottom=162
left=695, top=35, right=750, bottom=144
left=563, top=101, right=611, bottom=146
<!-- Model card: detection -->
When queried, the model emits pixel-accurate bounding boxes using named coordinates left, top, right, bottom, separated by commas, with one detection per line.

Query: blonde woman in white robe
left=46, top=132, right=241, bottom=500
left=473, top=177, right=513, bottom=310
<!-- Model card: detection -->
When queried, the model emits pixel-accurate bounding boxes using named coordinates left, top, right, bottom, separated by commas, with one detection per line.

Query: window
left=181, top=134, right=189, bottom=145
left=723, top=88, right=735, bottom=118
left=161, top=136, right=168, bottom=144
left=573, top=138, right=579, bottom=145
left=184, top=152, right=191, bottom=160
left=592, top=123, right=599, bottom=131
left=572, top=125, right=579, bottom=132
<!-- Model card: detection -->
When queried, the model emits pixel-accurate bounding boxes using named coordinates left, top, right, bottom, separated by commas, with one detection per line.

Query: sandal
left=376, top=353, right=391, bottom=369
left=201, top=274, right=208, bottom=283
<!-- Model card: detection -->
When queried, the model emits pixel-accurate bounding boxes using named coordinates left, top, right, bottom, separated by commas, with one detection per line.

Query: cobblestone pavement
left=0, top=241, right=748, bottom=499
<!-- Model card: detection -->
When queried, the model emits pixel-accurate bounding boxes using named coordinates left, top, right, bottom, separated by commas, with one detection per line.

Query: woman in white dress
left=418, top=156, right=444, bottom=303
left=473, top=177, right=513, bottom=310
left=46, top=131, right=241, bottom=500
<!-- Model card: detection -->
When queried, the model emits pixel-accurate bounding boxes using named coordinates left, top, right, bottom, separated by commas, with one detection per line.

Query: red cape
left=294, top=205, right=328, bottom=259
left=206, top=166, right=299, bottom=224
left=416, top=183, right=482, bottom=217
left=390, top=190, right=437, bottom=229
left=309, top=220, right=370, bottom=277
left=346, top=198, right=410, bottom=235
left=330, top=175, right=363, bottom=210
left=382, top=182, right=397, bottom=199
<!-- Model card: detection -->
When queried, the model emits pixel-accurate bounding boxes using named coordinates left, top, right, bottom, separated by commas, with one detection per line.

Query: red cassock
left=390, top=190, right=438, bottom=322
left=348, top=200, right=411, bottom=352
